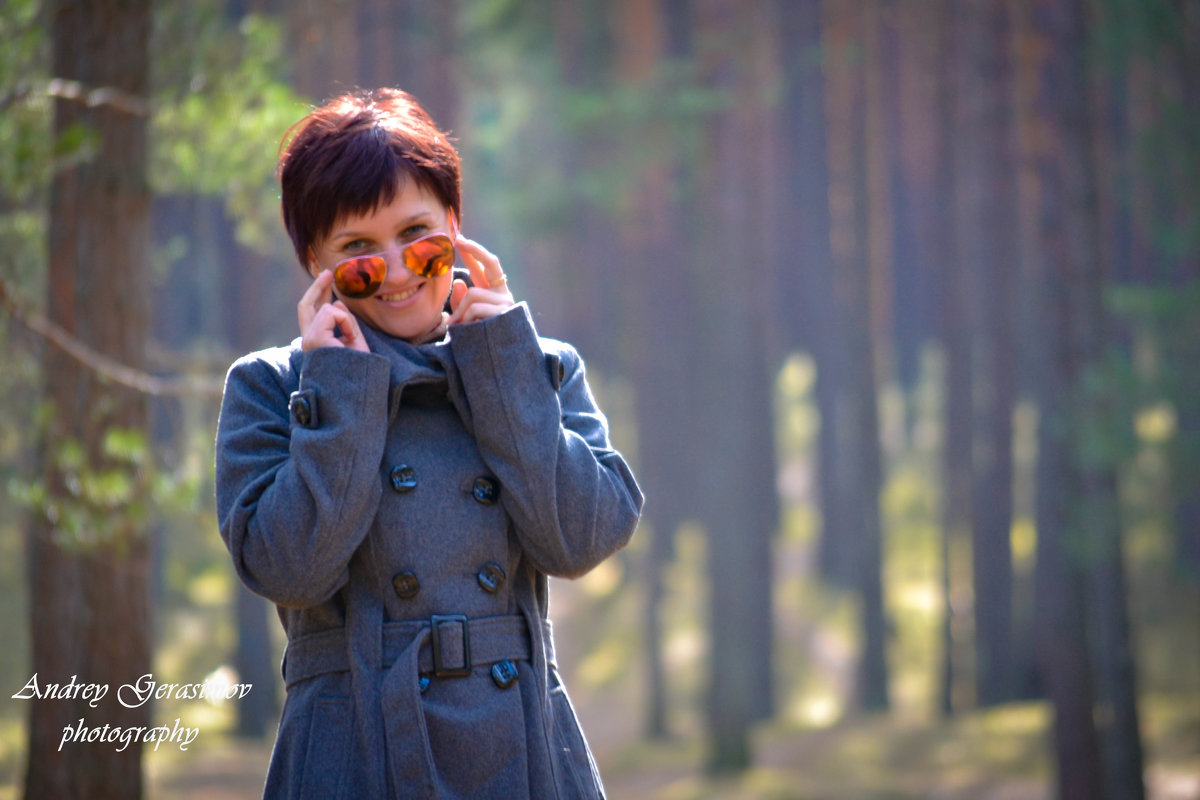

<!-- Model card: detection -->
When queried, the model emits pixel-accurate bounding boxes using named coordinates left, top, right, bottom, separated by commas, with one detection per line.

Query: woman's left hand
left=447, top=235, right=516, bottom=326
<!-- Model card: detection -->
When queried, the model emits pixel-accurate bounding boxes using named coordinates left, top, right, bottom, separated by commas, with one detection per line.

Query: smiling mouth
left=376, top=284, right=421, bottom=302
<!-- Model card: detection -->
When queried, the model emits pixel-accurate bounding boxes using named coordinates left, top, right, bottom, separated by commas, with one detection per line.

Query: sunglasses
left=331, top=230, right=457, bottom=299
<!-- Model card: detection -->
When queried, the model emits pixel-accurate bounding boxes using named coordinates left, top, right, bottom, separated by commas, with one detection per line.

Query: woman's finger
left=447, top=286, right=514, bottom=327
left=456, top=236, right=507, bottom=289
left=297, top=270, right=335, bottom=333
left=302, top=297, right=368, bottom=352
left=330, top=301, right=369, bottom=352
left=449, top=279, right=469, bottom=314
left=456, top=301, right=508, bottom=325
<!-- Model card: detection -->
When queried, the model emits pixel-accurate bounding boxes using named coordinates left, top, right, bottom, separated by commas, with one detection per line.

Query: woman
left=215, top=88, right=643, bottom=799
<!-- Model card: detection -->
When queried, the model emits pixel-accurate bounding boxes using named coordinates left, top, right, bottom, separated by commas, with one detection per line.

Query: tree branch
left=46, top=78, right=150, bottom=116
left=0, top=275, right=223, bottom=398
left=0, top=79, right=151, bottom=117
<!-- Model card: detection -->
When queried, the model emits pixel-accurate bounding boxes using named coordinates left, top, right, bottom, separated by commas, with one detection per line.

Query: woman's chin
left=372, top=309, right=444, bottom=342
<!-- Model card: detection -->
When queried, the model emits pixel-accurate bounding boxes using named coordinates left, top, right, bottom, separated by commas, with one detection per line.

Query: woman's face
left=310, top=179, right=454, bottom=342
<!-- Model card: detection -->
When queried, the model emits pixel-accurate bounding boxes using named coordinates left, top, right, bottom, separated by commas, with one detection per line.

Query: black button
left=491, top=660, right=518, bottom=689
left=547, top=354, right=565, bottom=389
left=477, top=562, right=506, bottom=593
left=472, top=476, right=500, bottom=505
left=390, top=465, right=417, bottom=493
left=290, top=395, right=312, bottom=427
left=392, top=571, right=420, bottom=599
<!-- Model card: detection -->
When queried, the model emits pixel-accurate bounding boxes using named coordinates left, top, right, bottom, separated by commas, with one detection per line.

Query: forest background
left=0, top=0, right=1198, bottom=799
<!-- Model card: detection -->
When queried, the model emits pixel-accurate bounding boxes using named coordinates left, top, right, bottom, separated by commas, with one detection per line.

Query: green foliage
left=11, top=428, right=140, bottom=552
left=151, top=10, right=308, bottom=252
left=0, top=0, right=50, bottom=304
left=1093, top=0, right=1189, bottom=72
left=1093, top=0, right=1200, bottom=261
left=0, top=0, right=48, bottom=205
left=1070, top=350, right=1142, bottom=472
left=457, top=0, right=724, bottom=244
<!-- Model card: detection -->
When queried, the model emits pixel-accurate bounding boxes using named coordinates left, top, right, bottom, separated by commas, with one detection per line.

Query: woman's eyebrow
left=331, top=211, right=435, bottom=243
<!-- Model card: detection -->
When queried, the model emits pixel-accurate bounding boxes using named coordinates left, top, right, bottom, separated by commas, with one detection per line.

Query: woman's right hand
left=298, top=270, right=369, bottom=353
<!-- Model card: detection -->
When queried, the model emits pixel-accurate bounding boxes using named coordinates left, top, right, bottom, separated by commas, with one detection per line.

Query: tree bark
left=694, top=0, right=780, bottom=770
left=936, top=0, right=970, bottom=715
left=878, top=0, right=927, bottom=406
left=26, top=1, right=153, bottom=797
left=824, top=0, right=890, bottom=713
left=232, top=583, right=277, bottom=738
left=774, top=0, right=858, bottom=609
left=610, top=0, right=693, bottom=740
left=955, top=0, right=1020, bottom=709
left=1032, top=0, right=1146, bottom=797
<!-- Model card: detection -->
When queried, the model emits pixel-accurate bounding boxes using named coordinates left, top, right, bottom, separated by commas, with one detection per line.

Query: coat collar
left=357, top=320, right=475, bottom=434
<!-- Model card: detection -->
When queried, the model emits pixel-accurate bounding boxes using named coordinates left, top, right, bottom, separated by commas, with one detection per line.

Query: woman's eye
left=343, top=239, right=370, bottom=253
left=401, top=224, right=427, bottom=239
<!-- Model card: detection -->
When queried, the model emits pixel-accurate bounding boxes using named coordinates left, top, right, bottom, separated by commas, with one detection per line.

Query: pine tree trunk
left=610, top=0, right=693, bottom=740
left=233, top=583, right=277, bottom=738
left=775, top=0, right=851, bottom=591
left=1033, top=0, right=1146, bottom=797
left=26, top=2, right=153, bottom=797
left=878, top=0, right=926, bottom=404
left=694, top=0, right=780, bottom=769
left=824, top=0, right=890, bottom=712
left=955, top=0, right=1019, bottom=708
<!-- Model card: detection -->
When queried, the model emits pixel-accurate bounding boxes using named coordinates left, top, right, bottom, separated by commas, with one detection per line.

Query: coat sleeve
left=215, top=346, right=392, bottom=608
left=449, top=303, right=644, bottom=579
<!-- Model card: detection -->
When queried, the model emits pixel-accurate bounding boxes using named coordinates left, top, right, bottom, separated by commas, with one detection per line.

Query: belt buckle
left=430, top=614, right=472, bottom=678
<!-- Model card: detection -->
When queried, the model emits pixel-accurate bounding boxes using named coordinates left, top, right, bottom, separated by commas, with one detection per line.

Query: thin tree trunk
left=878, top=0, right=925, bottom=408
left=694, top=0, right=779, bottom=769
left=775, top=0, right=849, bottom=593
left=824, top=0, right=890, bottom=713
left=611, top=0, right=693, bottom=740
left=1033, top=0, right=1146, bottom=797
left=233, top=583, right=277, bottom=738
left=956, top=0, right=1020, bottom=708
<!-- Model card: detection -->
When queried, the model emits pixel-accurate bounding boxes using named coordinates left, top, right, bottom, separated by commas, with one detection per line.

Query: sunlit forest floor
left=1, top=580, right=1194, bottom=800
left=133, top=694, right=1200, bottom=800
left=1, top=516, right=1198, bottom=799
left=138, top=692, right=1200, bottom=799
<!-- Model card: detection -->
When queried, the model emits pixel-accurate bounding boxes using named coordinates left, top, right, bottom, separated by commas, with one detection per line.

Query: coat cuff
left=295, top=347, right=392, bottom=435
left=448, top=303, right=557, bottom=412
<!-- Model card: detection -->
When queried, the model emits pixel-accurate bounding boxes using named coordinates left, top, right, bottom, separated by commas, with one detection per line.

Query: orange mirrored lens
left=334, top=255, right=386, bottom=298
left=402, top=235, right=456, bottom=278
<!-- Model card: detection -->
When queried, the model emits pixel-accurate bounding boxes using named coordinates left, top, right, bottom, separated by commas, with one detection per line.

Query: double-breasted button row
left=391, top=563, right=506, bottom=600
left=389, top=468, right=501, bottom=503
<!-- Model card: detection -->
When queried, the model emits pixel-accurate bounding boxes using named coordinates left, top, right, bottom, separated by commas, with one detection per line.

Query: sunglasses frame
left=329, top=216, right=459, bottom=299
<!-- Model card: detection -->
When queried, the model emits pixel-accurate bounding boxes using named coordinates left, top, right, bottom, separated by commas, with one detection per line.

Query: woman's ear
left=305, top=248, right=321, bottom=279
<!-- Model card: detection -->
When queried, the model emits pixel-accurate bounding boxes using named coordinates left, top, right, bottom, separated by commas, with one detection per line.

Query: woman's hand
left=447, top=235, right=516, bottom=326
left=298, top=270, right=369, bottom=352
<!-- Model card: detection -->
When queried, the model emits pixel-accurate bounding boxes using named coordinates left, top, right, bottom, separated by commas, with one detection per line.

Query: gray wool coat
left=215, top=301, right=643, bottom=799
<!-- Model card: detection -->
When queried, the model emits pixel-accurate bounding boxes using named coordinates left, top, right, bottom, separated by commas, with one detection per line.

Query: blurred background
left=1, top=0, right=1198, bottom=798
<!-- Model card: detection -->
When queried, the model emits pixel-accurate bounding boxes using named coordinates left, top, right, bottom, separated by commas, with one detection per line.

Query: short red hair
left=278, top=88, right=462, bottom=268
